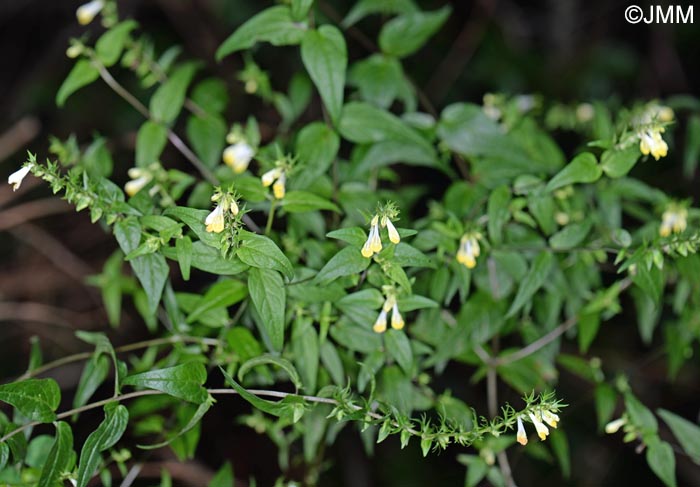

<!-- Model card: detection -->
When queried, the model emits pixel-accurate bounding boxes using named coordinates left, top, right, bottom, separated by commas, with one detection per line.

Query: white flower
left=660, top=207, right=687, bottom=237
left=124, top=168, right=152, bottom=197
left=229, top=199, right=240, bottom=216
left=372, top=309, right=387, bottom=334
left=261, top=168, right=282, bottom=187
left=456, top=234, right=480, bottom=269
left=516, top=417, right=528, bottom=446
left=639, top=129, right=668, bottom=160
left=604, top=418, right=626, bottom=434
left=541, top=410, right=559, bottom=429
left=576, top=103, right=594, bottom=123
left=361, top=216, right=382, bottom=258
left=76, top=0, right=104, bottom=25
left=8, top=165, right=32, bottom=191
left=223, top=142, right=255, bottom=174
left=205, top=204, right=225, bottom=233
left=382, top=216, right=401, bottom=244
left=528, top=412, right=549, bottom=441
left=390, top=302, right=404, bottom=330
left=272, top=172, right=286, bottom=200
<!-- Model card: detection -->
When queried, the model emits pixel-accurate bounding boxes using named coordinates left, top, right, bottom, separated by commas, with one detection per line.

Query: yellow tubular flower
left=528, top=412, right=549, bottom=441
left=76, top=0, right=104, bottom=25
left=390, top=302, right=404, bottom=330
left=516, top=417, right=528, bottom=446
left=385, top=218, right=401, bottom=244
left=272, top=173, right=286, bottom=199
left=124, top=168, right=152, bottom=197
left=604, top=418, right=626, bottom=434
left=639, top=129, right=668, bottom=160
left=223, top=142, right=255, bottom=174
left=456, top=235, right=477, bottom=269
left=660, top=207, right=687, bottom=237
left=373, top=309, right=387, bottom=333
left=205, top=204, right=225, bottom=233
left=230, top=199, right=240, bottom=216
left=541, top=410, right=559, bottom=429
left=362, top=216, right=384, bottom=258
left=7, top=165, right=32, bottom=191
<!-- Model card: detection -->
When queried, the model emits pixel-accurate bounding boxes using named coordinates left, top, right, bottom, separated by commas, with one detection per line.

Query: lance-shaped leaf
left=237, top=231, right=294, bottom=279
left=38, top=422, right=74, bottom=487
left=0, top=378, right=60, bottom=423
left=123, top=362, right=208, bottom=404
left=248, top=268, right=286, bottom=352
left=76, top=404, right=129, bottom=487
left=301, top=25, right=347, bottom=125
left=138, top=394, right=214, bottom=450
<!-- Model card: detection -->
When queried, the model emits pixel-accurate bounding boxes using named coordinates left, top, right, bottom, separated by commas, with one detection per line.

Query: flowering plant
left=2, top=1, right=699, bottom=486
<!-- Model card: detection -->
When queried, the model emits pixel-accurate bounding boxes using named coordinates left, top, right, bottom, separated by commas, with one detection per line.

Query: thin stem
left=265, top=200, right=277, bottom=235
left=493, top=277, right=633, bottom=367
left=91, top=57, right=262, bottom=233
left=16, top=335, right=219, bottom=381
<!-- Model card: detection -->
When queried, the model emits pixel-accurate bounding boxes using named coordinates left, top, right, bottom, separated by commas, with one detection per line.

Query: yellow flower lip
left=516, top=417, right=528, bottom=446
left=205, top=204, right=225, bottom=233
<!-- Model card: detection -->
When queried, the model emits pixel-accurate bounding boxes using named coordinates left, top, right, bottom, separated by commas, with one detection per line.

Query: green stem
left=15, top=336, right=219, bottom=381
left=266, top=200, right=277, bottom=235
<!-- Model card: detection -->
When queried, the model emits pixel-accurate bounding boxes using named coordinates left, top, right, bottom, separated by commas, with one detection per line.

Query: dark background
left=0, top=1, right=698, bottom=486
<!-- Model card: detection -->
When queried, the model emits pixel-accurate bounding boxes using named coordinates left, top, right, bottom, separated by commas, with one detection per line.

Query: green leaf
left=238, top=354, right=302, bottom=391
left=138, top=395, right=213, bottom=450
left=163, top=241, right=248, bottom=275
left=348, top=54, right=413, bottom=110
left=73, top=354, right=110, bottom=409
left=352, top=139, right=440, bottom=175
left=114, top=217, right=169, bottom=314
left=248, top=268, right=286, bottom=351
left=294, top=122, right=340, bottom=188
left=176, top=236, right=193, bottom=281
left=191, top=78, right=229, bottom=114
left=123, top=362, right=208, bottom=404
left=339, top=102, right=434, bottom=155
left=216, top=6, right=307, bottom=60
left=646, top=440, right=677, bottom=487
left=136, top=120, right=168, bottom=167
left=314, top=246, right=370, bottom=283
left=385, top=329, right=413, bottom=375
left=56, top=59, right=100, bottom=107
left=0, top=378, right=60, bottom=423
left=325, top=227, right=366, bottom=246
left=320, top=341, right=345, bottom=385
left=220, top=368, right=286, bottom=416
left=38, top=422, right=73, bottom=487
left=506, top=252, right=555, bottom=318
left=378, top=6, right=451, bottom=58
left=237, top=231, right=294, bottom=279
left=657, top=409, right=700, bottom=464
left=577, top=312, right=601, bottom=353
left=342, top=0, right=418, bottom=27
left=164, top=206, right=221, bottom=249
left=95, top=20, right=138, bottom=67
left=601, top=145, right=641, bottom=179
left=624, top=393, right=658, bottom=434
left=487, top=185, right=511, bottom=245
left=187, top=114, right=227, bottom=169
left=76, top=404, right=129, bottom=487
left=594, top=383, right=617, bottom=431
left=150, top=63, right=198, bottom=124
left=209, top=462, right=234, bottom=487
left=280, top=190, right=339, bottom=213
left=550, top=430, right=571, bottom=479
left=187, top=279, right=247, bottom=323
left=545, top=152, right=601, bottom=192
left=549, top=219, right=592, bottom=250
left=301, top=25, right=347, bottom=124
left=292, top=318, right=320, bottom=392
